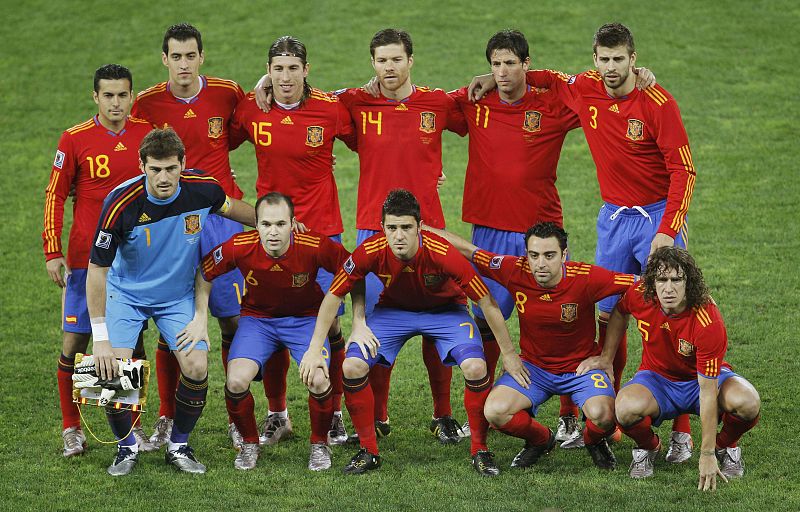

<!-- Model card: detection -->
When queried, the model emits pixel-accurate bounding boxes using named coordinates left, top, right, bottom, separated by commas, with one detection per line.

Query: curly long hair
left=642, top=246, right=711, bottom=310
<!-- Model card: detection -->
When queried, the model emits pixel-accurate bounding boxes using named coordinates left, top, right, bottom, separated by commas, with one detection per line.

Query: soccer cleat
left=132, top=426, right=153, bottom=452
left=556, top=415, right=584, bottom=448
left=144, top=415, right=173, bottom=452
left=328, top=414, right=349, bottom=446
left=107, top=445, right=138, bottom=476
left=62, top=427, right=87, bottom=457
left=259, top=413, right=294, bottom=446
left=511, top=430, right=557, bottom=468
left=429, top=416, right=464, bottom=445
left=665, top=431, right=693, bottom=463
left=586, top=438, right=617, bottom=470
left=228, top=422, right=244, bottom=451
left=375, top=419, right=392, bottom=438
left=234, top=443, right=260, bottom=471
left=308, top=443, right=333, bottom=471
left=343, top=448, right=381, bottom=475
left=716, top=446, right=745, bottom=479
left=629, top=442, right=661, bottom=479
left=472, top=450, right=500, bottom=477
left=459, top=420, right=471, bottom=438
left=166, top=445, right=207, bottom=474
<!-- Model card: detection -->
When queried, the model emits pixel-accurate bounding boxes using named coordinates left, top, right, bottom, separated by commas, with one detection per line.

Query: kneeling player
left=579, top=247, right=760, bottom=490
left=202, top=193, right=350, bottom=471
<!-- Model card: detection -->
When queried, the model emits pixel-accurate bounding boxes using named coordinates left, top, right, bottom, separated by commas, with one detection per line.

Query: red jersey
left=131, top=76, right=245, bottom=199
left=473, top=250, right=635, bottom=373
left=229, top=89, right=354, bottom=235
left=43, top=116, right=153, bottom=268
left=526, top=70, right=695, bottom=238
left=329, top=231, right=488, bottom=311
left=201, top=230, right=349, bottom=318
left=617, top=284, right=729, bottom=381
left=336, top=86, right=468, bottom=230
left=450, top=87, right=580, bottom=232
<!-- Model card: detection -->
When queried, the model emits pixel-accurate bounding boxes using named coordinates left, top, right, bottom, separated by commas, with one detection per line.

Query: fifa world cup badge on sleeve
left=489, top=256, right=504, bottom=269
left=71, top=353, right=151, bottom=411
left=54, top=149, right=65, bottom=169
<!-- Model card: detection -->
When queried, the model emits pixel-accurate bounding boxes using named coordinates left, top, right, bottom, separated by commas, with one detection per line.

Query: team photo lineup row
left=43, top=22, right=760, bottom=489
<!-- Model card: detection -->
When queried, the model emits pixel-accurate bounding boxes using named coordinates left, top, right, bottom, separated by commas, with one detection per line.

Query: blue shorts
left=495, top=360, right=615, bottom=416
left=63, top=268, right=90, bottom=334
left=596, top=200, right=688, bottom=313
left=106, top=295, right=207, bottom=352
left=317, top=234, right=344, bottom=317
left=470, top=225, right=526, bottom=321
left=229, top=316, right=330, bottom=378
left=625, top=368, right=738, bottom=426
left=357, top=229, right=382, bottom=317
left=345, top=305, right=483, bottom=368
left=200, top=215, right=244, bottom=318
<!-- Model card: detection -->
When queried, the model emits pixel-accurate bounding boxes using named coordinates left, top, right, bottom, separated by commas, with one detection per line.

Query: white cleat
left=665, top=431, right=693, bottom=463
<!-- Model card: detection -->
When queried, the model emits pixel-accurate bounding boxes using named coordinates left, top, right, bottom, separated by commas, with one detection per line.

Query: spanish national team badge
left=560, top=303, right=578, bottom=323
left=523, top=111, right=542, bottom=133
left=184, top=214, right=201, bottom=235
left=306, top=126, right=324, bottom=147
left=292, top=272, right=310, bottom=287
left=490, top=256, right=504, bottom=269
left=626, top=119, right=644, bottom=141
left=423, top=274, right=443, bottom=286
left=677, top=338, right=695, bottom=356
left=207, top=117, right=224, bottom=139
left=419, top=112, right=436, bottom=133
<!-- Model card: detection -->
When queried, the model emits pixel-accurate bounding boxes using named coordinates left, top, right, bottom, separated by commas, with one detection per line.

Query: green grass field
left=1, top=1, right=798, bottom=510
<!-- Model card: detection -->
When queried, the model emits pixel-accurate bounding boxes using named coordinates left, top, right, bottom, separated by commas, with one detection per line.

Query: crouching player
left=201, top=192, right=351, bottom=471
left=579, top=247, right=760, bottom=489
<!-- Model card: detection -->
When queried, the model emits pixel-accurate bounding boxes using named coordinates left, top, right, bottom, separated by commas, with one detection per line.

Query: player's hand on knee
left=45, top=257, right=70, bottom=288
left=254, top=74, right=273, bottom=113
left=698, top=453, right=727, bottom=491
left=467, top=73, right=496, bottom=102
left=299, top=350, right=328, bottom=387
left=633, top=67, right=657, bottom=90
left=577, top=356, right=614, bottom=386
left=502, top=353, right=531, bottom=389
left=176, top=318, right=208, bottom=354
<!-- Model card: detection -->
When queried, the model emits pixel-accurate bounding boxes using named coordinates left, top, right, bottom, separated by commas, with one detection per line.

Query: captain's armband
left=218, top=196, right=232, bottom=214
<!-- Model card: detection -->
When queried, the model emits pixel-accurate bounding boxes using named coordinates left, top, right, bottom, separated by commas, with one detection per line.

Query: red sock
left=559, top=395, right=580, bottom=417
left=369, top=364, right=392, bottom=422
left=583, top=418, right=613, bottom=445
left=482, top=337, right=501, bottom=385
left=716, top=412, right=759, bottom=449
left=221, top=337, right=232, bottom=374
left=496, top=410, right=551, bottom=445
left=344, top=375, right=378, bottom=455
left=422, top=337, right=452, bottom=418
left=598, top=317, right=626, bottom=392
left=156, top=337, right=178, bottom=418
left=224, top=387, right=259, bottom=444
left=308, top=388, right=334, bottom=444
left=262, top=348, right=290, bottom=412
left=464, top=376, right=491, bottom=455
left=620, top=416, right=660, bottom=450
left=329, top=334, right=345, bottom=413
left=672, top=414, right=691, bottom=433
left=57, top=354, right=80, bottom=429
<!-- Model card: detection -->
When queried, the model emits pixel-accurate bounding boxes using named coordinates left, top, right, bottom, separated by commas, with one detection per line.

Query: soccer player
left=308, top=190, right=529, bottom=476
left=43, top=64, right=153, bottom=457
left=578, top=247, right=760, bottom=489
left=86, top=128, right=255, bottom=476
left=201, top=192, right=351, bottom=471
left=229, top=36, right=356, bottom=447
left=427, top=222, right=635, bottom=470
left=131, top=23, right=247, bottom=450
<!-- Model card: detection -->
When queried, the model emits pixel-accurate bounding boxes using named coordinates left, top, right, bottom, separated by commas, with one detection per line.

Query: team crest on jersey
left=306, top=126, right=324, bottom=147
left=207, top=117, right=224, bottom=139
left=677, top=338, right=695, bottom=356
left=560, top=303, right=578, bottom=323
left=423, top=274, right=443, bottom=286
left=343, top=256, right=355, bottom=275
left=95, top=231, right=112, bottom=250
left=292, top=272, right=310, bottom=287
left=419, top=112, right=436, bottom=133
left=523, top=111, right=542, bottom=133
left=626, top=119, right=644, bottom=141
left=54, top=150, right=65, bottom=169
left=490, top=256, right=504, bottom=269
left=184, top=214, right=201, bottom=235
left=213, top=246, right=223, bottom=264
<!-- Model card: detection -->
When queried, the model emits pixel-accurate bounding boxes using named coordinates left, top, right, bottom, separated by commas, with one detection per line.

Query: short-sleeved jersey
left=43, top=116, right=153, bottom=268
left=131, top=76, right=245, bottom=199
left=616, top=284, right=729, bottom=381
left=201, top=230, right=349, bottom=318
left=329, top=231, right=488, bottom=311
left=229, top=89, right=354, bottom=235
left=473, top=250, right=635, bottom=373
left=336, top=86, right=468, bottom=231
left=90, top=172, right=227, bottom=307
left=450, top=87, right=580, bottom=232
left=526, top=70, right=695, bottom=238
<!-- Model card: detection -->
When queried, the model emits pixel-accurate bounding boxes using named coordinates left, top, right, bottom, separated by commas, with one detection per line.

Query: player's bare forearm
left=223, top=198, right=256, bottom=228
left=698, top=375, right=726, bottom=490
left=310, top=292, right=344, bottom=352
left=350, top=280, right=367, bottom=325
left=601, top=307, right=628, bottom=361
left=86, top=263, right=109, bottom=320
left=421, top=226, right=477, bottom=260
left=477, top=295, right=515, bottom=356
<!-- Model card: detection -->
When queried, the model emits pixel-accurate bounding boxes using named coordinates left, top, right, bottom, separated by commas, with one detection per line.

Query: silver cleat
left=629, top=444, right=660, bottom=479
left=557, top=415, right=584, bottom=448
left=328, top=414, right=349, bottom=446
left=308, top=443, right=332, bottom=471
left=166, top=445, right=206, bottom=474
left=234, top=443, right=260, bottom=471
left=107, top=445, right=138, bottom=476
left=259, top=413, right=293, bottom=446
left=229, top=422, right=244, bottom=451
left=62, top=427, right=87, bottom=457
left=144, top=415, right=172, bottom=452
left=665, top=431, right=693, bottom=463
left=716, top=446, right=745, bottom=479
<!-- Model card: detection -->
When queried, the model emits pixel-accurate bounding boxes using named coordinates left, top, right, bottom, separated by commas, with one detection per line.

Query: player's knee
left=460, top=358, right=487, bottom=381
left=483, top=397, right=513, bottom=427
left=62, top=332, right=90, bottom=356
left=308, top=369, right=331, bottom=394
left=584, top=399, right=615, bottom=430
left=342, top=357, right=369, bottom=380
left=724, top=379, right=761, bottom=420
left=615, top=394, right=645, bottom=427
left=225, top=370, right=251, bottom=394
left=180, top=359, right=208, bottom=381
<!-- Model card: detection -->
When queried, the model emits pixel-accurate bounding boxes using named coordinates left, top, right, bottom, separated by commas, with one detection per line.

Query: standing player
left=578, top=247, right=760, bottom=489
left=307, top=190, right=529, bottom=476
left=202, top=193, right=351, bottom=471
left=43, top=64, right=153, bottom=457
left=131, top=23, right=247, bottom=450
left=86, top=128, right=255, bottom=476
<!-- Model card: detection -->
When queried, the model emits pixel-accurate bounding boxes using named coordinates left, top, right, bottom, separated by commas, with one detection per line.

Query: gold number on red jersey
left=588, top=106, right=599, bottom=129
left=86, top=154, right=111, bottom=179
left=378, top=273, right=392, bottom=287
left=591, top=374, right=609, bottom=389
left=459, top=322, right=475, bottom=339
left=637, top=319, right=650, bottom=342
left=360, top=111, right=382, bottom=135
left=474, top=105, right=490, bottom=128
left=232, top=282, right=245, bottom=304
left=245, top=270, right=259, bottom=286
left=251, top=122, right=272, bottom=146
left=515, top=291, right=528, bottom=314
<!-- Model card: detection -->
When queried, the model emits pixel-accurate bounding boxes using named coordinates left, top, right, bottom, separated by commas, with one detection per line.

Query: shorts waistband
left=603, top=199, right=667, bottom=215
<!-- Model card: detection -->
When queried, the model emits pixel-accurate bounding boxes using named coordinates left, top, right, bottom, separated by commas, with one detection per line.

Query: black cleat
left=472, top=450, right=500, bottom=476
left=343, top=448, right=382, bottom=475
left=429, top=416, right=464, bottom=445
left=586, top=438, right=617, bottom=470
left=511, top=430, right=556, bottom=468
left=347, top=420, right=391, bottom=444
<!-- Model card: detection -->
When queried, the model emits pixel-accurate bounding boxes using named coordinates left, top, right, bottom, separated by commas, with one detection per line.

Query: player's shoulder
left=64, top=117, right=97, bottom=136
left=231, top=229, right=260, bottom=246
left=294, top=230, right=325, bottom=248
left=564, top=261, right=593, bottom=276
left=127, top=115, right=152, bottom=126
left=639, top=84, right=675, bottom=108
left=204, top=75, right=243, bottom=94
left=100, top=176, right=146, bottom=224
left=692, top=300, right=722, bottom=329
left=136, top=81, right=168, bottom=101
left=179, top=170, right=222, bottom=188
left=308, top=88, right=339, bottom=104
left=359, top=233, right=388, bottom=254
left=421, top=232, right=452, bottom=256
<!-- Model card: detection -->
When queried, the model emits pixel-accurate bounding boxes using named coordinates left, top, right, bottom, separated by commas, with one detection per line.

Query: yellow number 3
left=591, top=373, right=609, bottom=389
left=588, top=106, right=598, bottom=129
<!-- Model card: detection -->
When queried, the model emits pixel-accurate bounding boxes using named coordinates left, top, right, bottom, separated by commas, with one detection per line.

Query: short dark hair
left=255, top=192, right=295, bottom=221
left=162, top=23, right=203, bottom=55
left=93, top=64, right=133, bottom=93
left=524, top=222, right=568, bottom=251
left=485, top=29, right=529, bottom=64
left=642, top=246, right=711, bottom=309
left=593, top=23, right=635, bottom=55
left=268, top=36, right=311, bottom=100
left=370, top=28, right=412, bottom=57
left=139, top=128, right=185, bottom=164
left=382, top=189, right=420, bottom=223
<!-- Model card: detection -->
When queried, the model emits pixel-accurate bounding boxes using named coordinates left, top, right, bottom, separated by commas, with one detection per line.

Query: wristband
left=90, top=317, right=109, bottom=342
